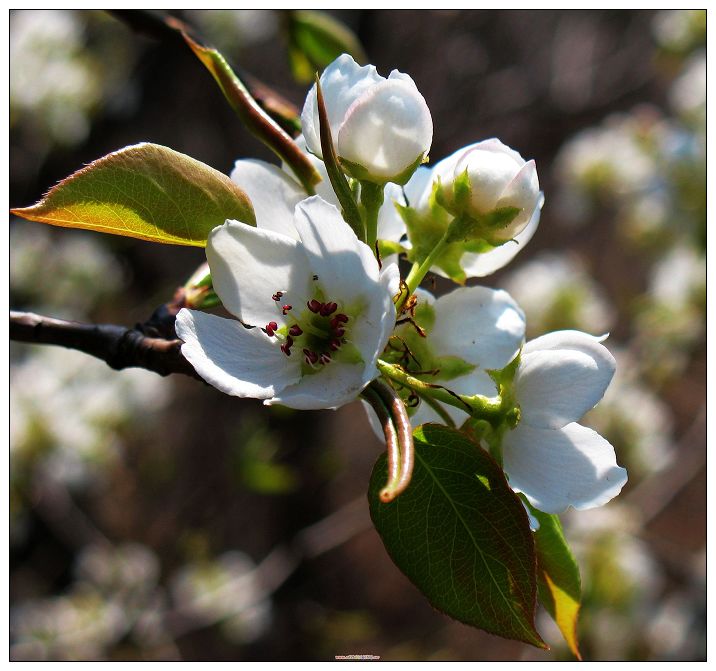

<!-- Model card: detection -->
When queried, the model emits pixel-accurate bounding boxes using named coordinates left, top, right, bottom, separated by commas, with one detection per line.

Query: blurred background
left=9, top=9, right=706, bottom=661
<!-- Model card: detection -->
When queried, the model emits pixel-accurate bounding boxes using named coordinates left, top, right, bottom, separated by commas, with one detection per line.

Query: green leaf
left=176, top=25, right=321, bottom=194
left=11, top=143, right=255, bottom=246
left=530, top=504, right=582, bottom=659
left=369, top=424, right=546, bottom=648
left=287, top=10, right=366, bottom=84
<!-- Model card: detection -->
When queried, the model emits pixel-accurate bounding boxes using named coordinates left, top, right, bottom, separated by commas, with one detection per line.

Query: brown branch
left=10, top=310, right=201, bottom=381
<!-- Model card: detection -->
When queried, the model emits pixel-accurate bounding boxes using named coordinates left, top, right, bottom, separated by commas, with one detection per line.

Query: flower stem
left=360, top=181, right=385, bottom=254
left=404, top=232, right=449, bottom=295
left=377, top=359, right=504, bottom=425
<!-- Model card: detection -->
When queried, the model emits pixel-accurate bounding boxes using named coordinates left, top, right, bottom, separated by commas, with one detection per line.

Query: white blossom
left=384, top=140, right=543, bottom=278
left=301, top=54, right=433, bottom=183
left=229, top=136, right=406, bottom=257
left=364, top=286, right=525, bottom=429
left=502, top=331, right=628, bottom=513
left=176, top=196, right=398, bottom=410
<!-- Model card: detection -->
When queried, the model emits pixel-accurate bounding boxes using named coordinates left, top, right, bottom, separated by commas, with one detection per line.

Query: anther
left=289, top=324, right=303, bottom=337
left=320, top=302, right=338, bottom=316
left=281, top=336, right=294, bottom=356
left=329, top=338, right=342, bottom=351
left=265, top=321, right=278, bottom=337
left=307, top=299, right=322, bottom=313
left=319, top=353, right=332, bottom=365
left=333, top=327, right=345, bottom=338
left=303, top=349, right=319, bottom=365
left=272, top=291, right=284, bottom=301
left=331, top=314, right=349, bottom=327
left=282, top=304, right=292, bottom=315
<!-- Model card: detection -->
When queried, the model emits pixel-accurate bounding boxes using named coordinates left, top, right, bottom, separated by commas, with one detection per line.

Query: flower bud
left=437, top=139, right=540, bottom=243
left=301, top=54, right=433, bottom=184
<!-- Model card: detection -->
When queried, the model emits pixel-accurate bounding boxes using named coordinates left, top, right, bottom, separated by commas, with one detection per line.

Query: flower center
left=264, top=291, right=350, bottom=368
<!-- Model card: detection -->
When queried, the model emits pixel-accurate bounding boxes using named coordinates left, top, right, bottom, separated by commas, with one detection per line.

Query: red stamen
left=320, top=301, right=338, bottom=316
left=331, top=314, right=349, bottom=328
left=329, top=338, right=342, bottom=351
left=303, top=349, right=319, bottom=365
left=319, top=353, right=332, bottom=365
left=282, top=304, right=292, bottom=315
left=272, top=291, right=283, bottom=301
left=307, top=299, right=322, bottom=313
left=281, top=336, right=294, bottom=356
left=333, top=327, right=345, bottom=338
left=265, top=321, right=278, bottom=337
left=289, top=324, right=303, bottom=337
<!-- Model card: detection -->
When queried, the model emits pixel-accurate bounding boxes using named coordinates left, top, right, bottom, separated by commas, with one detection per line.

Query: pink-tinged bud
left=320, top=302, right=338, bottom=316
left=289, top=324, right=303, bottom=337
left=307, top=299, right=322, bottom=313
left=303, top=349, right=319, bottom=365
left=265, top=321, right=278, bottom=337
left=282, top=304, right=293, bottom=315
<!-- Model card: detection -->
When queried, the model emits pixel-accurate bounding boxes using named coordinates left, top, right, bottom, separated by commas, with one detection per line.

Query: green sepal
left=445, top=207, right=521, bottom=245
left=314, top=76, right=365, bottom=240
left=340, top=152, right=427, bottom=186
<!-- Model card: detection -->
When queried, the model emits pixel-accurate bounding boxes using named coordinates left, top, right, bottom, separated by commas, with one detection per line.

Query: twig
left=10, top=310, right=200, bottom=381
left=108, top=9, right=302, bottom=135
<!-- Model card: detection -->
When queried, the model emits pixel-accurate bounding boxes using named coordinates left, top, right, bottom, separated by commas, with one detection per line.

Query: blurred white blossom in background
left=11, top=346, right=171, bottom=493
left=170, top=551, right=272, bottom=644
left=10, top=221, right=125, bottom=317
left=501, top=252, right=614, bottom=338
left=10, top=10, right=138, bottom=147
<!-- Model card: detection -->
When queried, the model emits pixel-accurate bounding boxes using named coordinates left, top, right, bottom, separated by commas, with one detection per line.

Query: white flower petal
left=503, top=422, right=628, bottom=514
left=292, top=196, right=380, bottom=302
left=267, top=361, right=377, bottom=410
left=348, top=263, right=398, bottom=385
left=207, top=221, right=312, bottom=327
left=460, top=196, right=542, bottom=278
left=176, top=309, right=300, bottom=399
left=402, top=164, right=435, bottom=211
left=522, top=328, right=609, bottom=356
left=284, top=136, right=340, bottom=208
left=229, top=159, right=304, bottom=239
left=430, top=286, right=525, bottom=370
left=515, top=331, right=616, bottom=429
left=456, top=147, right=523, bottom=212
left=377, top=182, right=407, bottom=243
left=495, top=159, right=540, bottom=232
left=301, top=54, right=383, bottom=159
left=516, top=353, right=615, bottom=429
left=337, top=78, right=433, bottom=179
